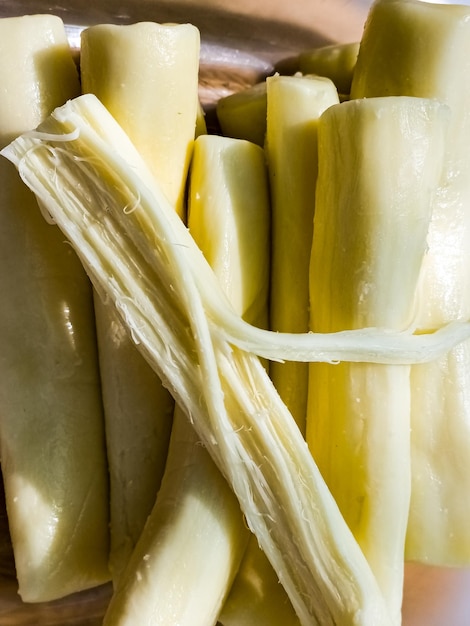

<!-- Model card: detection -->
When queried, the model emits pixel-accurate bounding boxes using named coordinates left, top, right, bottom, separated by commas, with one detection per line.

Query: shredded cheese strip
left=4, top=92, right=470, bottom=624
left=2, top=94, right=399, bottom=626
left=0, top=16, right=110, bottom=602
